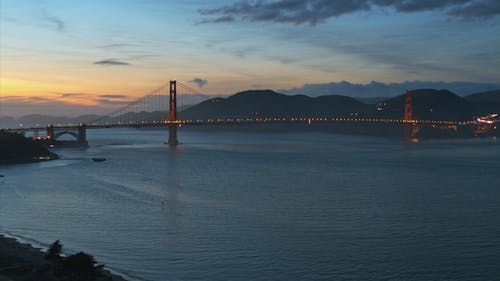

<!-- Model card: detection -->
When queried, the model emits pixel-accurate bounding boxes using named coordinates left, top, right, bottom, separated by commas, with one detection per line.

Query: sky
left=1, top=0, right=499, bottom=117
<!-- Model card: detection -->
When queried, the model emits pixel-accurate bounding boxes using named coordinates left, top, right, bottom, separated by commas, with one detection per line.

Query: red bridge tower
left=403, top=90, right=418, bottom=139
left=168, top=80, right=178, bottom=145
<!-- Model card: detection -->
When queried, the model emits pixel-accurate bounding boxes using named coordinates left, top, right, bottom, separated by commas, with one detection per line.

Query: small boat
left=91, top=157, right=106, bottom=162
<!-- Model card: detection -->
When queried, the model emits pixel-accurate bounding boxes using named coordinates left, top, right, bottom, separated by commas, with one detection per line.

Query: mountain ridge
left=179, top=90, right=369, bottom=120
left=1, top=88, right=498, bottom=127
left=280, top=81, right=500, bottom=97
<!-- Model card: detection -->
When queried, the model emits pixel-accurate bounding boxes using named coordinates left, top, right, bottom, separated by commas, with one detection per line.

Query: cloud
left=95, top=94, right=132, bottom=105
left=2, top=96, right=53, bottom=103
left=0, top=93, right=132, bottom=119
left=99, top=94, right=130, bottom=99
left=0, top=100, right=110, bottom=119
left=45, top=14, right=65, bottom=31
left=199, top=0, right=500, bottom=25
left=189, top=78, right=208, bottom=88
left=93, top=59, right=131, bottom=66
left=58, top=93, right=88, bottom=99
left=197, top=15, right=235, bottom=24
left=447, top=0, right=500, bottom=19
left=56, top=93, right=131, bottom=107
left=95, top=99, right=131, bottom=105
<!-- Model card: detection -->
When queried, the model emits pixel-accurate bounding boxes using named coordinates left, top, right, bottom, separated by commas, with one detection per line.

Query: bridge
left=1, top=81, right=495, bottom=145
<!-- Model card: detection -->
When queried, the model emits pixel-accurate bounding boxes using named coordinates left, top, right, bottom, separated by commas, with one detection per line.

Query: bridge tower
left=78, top=123, right=87, bottom=143
left=168, top=80, right=179, bottom=145
left=404, top=90, right=413, bottom=121
left=46, top=124, right=54, bottom=140
left=403, top=90, right=418, bottom=139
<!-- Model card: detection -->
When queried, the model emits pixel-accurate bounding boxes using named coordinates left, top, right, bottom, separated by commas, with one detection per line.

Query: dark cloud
left=447, top=0, right=500, bottom=19
left=96, top=99, right=131, bottom=105
left=95, top=94, right=131, bottom=105
left=56, top=93, right=131, bottom=106
left=58, top=93, right=88, bottom=98
left=45, top=14, right=65, bottom=31
left=199, top=0, right=500, bottom=25
left=93, top=59, right=131, bottom=66
left=198, top=15, right=235, bottom=24
left=99, top=94, right=129, bottom=99
left=26, top=96, right=53, bottom=103
left=189, top=78, right=208, bottom=88
left=2, top=96, right=54, bottom=103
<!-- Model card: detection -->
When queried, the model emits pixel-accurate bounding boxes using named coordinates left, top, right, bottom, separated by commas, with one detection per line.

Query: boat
left=91, top=158, right=106, bottom=162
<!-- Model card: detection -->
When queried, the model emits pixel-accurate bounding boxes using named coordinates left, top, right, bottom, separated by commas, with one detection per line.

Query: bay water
left=1, top=128, right=499, bottom=281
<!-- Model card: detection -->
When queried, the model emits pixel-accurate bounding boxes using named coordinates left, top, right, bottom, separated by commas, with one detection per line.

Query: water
left=1, top=128, right=499, bottom=281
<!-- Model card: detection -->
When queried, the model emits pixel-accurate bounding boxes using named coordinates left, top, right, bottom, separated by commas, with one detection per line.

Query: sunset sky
left=1, top=0, right=499, bottom=116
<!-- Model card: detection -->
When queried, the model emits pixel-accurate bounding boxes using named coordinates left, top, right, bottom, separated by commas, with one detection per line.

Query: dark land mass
left=376, top=89, right=473, bottom=120
left=464, top=90, right=500, bottom=116
left=356, top=96, right=391, bottom=105
left=464, top=89, right=500, bottom=102
left=1, top=88, right=498, bottom=138
left=179, top=88, right=498, bottom=121
left=1, top=88, right=499, bottom=128
left=178, top=89, right=498, bottom=138
left=279, top=80, right=500, bottom=97
left=371, top=89, right=500, bottom=120
left=180, top=90, right=370, bottom=119
left=0, top=131, right=58, bottom=164
left=0, top=235, right=128, bottom=281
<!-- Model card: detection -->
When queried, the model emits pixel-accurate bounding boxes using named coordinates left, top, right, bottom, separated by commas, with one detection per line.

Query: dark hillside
left=376, top=89, right=472, bottom=120
left=179, top=90, right=370, bottom=119
left=464, top=90, right=500, bottom=116
left=464, top=90, right=500, bottom=102
left=0, top=131, right=57, bottom=164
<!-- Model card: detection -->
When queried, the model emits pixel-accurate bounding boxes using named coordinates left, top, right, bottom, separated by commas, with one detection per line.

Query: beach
left=0, top=234, right=129, bottom=281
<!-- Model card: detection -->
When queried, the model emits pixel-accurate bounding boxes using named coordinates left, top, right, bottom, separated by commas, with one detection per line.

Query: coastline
left=0, top=233, right=130, bottom=281
left=0, top=131, right=59, bottom=165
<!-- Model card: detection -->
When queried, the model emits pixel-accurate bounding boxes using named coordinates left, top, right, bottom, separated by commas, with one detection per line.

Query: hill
left=463, top=90, right=500, bottom=116
left=376, top=89, right=472, bottom=120
left=1, top=88, right=492, bottom=127
left=0, top=131, right=58, bottom=164
left=464, top=90, right=500, bottom=102
left=180, top=90, right=370, bottom=119
left=280, top=81, right=500, bottom=97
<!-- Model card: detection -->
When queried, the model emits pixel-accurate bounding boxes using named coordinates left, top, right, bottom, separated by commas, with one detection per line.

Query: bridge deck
left=1, top=118, right=479, bottom=133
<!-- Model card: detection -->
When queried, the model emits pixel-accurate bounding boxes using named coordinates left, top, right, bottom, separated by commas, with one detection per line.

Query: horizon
left=1, top=84, right=499, bottom=120
left=1, top=0, right=500, bottom=117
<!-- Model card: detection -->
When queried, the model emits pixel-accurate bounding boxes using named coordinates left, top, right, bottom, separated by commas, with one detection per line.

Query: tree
left=45, top=240, right=63, bottom=262
left=61, top=252, right=102, bottom=281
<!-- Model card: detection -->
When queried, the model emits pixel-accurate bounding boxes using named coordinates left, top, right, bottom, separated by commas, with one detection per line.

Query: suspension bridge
left=0, top=80, right=494, bottom=146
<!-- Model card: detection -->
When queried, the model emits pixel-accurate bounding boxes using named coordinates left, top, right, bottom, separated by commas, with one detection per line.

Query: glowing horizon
left=1, top=0, right=499, bottom=117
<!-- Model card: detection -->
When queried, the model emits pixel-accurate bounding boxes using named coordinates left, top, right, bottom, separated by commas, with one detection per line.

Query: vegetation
left=0, top=131, right=58, bottom=164
left=45, top=240, right=105, bottom=281
left=45, top=240, right=63, bottom=262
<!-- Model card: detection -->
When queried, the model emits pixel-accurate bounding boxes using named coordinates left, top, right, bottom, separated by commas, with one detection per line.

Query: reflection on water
left=1, top=128, right=500, bottom=281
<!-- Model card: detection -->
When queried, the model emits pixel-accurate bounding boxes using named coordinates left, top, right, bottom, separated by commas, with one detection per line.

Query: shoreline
left=0, top=131, right=59, bottom=165
left=0, top=233, right=130, bottom=281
